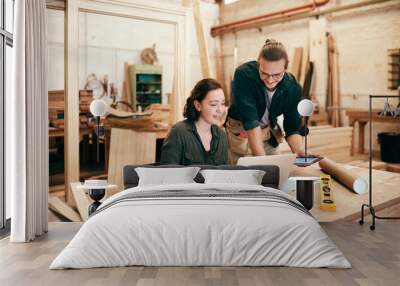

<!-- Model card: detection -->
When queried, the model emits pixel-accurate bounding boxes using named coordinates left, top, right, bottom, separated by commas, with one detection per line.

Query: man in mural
left=225, top=39, right=312, bottom=164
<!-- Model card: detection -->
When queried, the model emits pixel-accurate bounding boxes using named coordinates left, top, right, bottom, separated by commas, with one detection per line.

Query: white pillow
left=200, top=169, right=266, bottom=185
left=135, top=167, right=201, bottom=186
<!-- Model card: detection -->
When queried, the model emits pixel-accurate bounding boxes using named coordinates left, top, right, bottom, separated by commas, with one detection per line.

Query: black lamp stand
left=94, top=116, right=105, bottom=163
left=88, top=188, right=106, bottom=216
left=359, top=95, right=400, bottom=230
left=295, top=115, right=314, bottom=210
left=304, top=116, right=308, bottom=161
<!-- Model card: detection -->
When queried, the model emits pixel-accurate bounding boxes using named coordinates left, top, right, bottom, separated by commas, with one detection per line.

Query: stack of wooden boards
left=48, top=90, right=93, bottom=129
left=280, top=125, right=353, bottom=163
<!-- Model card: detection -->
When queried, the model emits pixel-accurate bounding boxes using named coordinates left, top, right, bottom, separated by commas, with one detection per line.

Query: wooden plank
left=327, top=33, right=340, bottom=127
left=215, top=36, right=226, bottom=96
left=310, top=110, right=329, bottom=125
left=308, top=131, right=352, bottom=139
left=49, top=184, right=65, bottom=193
left=48, top=196, right=81, bottom=222
left=121, top=62, right=132, bottom=112
left=331, top=35, right=340, bottom=127
left=326, top=33, right=333, bottom=124
left=281, top=126, right=353, bottom=162
left=387, top=163, right=400, bottom=173
left=309, top=126, right=353, bottom=135
left=299, top=45, right=309, bottom=86
left=290, top=47, right=303, bottom=80
left=353, top=160, right=387, bottom=170
left=309, top=125, right=333, bottom=130
left=308, top=132, right=352, bottom=140
left=107, top=129, right=157, bottom=195
left=71, top=182, right=91, bottom=221
left=192, top=0, right=211, bottom=78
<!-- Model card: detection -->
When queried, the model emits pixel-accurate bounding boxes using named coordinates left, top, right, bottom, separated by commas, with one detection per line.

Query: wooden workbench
left=346, top=109, right=400, bottom=155
left=290, top=165, right=400, bottom=222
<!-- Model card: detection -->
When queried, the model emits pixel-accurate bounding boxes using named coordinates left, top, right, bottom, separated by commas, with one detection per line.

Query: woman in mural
left=160, top=78, right=228, bottom=165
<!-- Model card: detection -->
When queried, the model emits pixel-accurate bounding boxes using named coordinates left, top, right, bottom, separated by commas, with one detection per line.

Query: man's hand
left=247, top=127, right=266, bottom=156
left=286, top=134, right=320, bottom=158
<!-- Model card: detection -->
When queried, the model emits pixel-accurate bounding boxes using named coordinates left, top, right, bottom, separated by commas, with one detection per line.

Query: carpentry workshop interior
left=1, top=0, right=400, bottom=285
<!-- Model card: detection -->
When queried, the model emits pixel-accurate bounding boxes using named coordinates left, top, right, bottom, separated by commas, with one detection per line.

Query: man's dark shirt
left=227, top=60, right=302, bottom=147
left=160, top=119, right=228, bottom=165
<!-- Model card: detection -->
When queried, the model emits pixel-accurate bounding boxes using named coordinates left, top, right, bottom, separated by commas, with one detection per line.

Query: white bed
left=50, top=183, right=351, bottom=269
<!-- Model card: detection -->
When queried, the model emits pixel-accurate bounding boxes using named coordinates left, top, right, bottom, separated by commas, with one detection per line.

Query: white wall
left=77, top=12, right=176, bottom=102
left=47, top=0, right=220, bottom=105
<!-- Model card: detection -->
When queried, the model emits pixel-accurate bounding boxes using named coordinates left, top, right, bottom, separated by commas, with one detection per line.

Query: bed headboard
left=123, top=164, right=280, bottom=190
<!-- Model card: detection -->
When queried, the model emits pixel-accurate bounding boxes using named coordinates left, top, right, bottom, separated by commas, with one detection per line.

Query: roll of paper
left=318, top=158, right=368, bottom=194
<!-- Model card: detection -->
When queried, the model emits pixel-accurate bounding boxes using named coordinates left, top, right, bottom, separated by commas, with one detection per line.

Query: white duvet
left=50, top=183, right=351, bottom=269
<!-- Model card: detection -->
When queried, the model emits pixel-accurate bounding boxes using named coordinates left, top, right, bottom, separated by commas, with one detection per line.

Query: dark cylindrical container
left=296, top=180, right=314, bottom=210
left=378, top=132, right=400, bottom=163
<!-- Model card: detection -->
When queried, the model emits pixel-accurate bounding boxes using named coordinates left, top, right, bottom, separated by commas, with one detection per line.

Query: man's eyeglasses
left=260, top=70, right=285, bottom=81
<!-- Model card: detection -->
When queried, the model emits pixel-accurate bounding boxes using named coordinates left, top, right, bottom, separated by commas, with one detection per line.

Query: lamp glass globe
left=297, top=99, right=314, bottom=117
left=90, top=99, right=107, bottom=117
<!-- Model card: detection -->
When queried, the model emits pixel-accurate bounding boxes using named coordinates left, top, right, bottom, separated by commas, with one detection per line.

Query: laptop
left=237, top=154, right=297, bottom=190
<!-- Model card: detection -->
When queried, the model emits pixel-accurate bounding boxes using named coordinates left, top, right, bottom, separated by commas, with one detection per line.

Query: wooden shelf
left=129, top=64, right=163, bottom=111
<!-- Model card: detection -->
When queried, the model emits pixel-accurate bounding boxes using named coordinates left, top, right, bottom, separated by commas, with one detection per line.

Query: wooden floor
left=1, top=222, right=399, bottom=286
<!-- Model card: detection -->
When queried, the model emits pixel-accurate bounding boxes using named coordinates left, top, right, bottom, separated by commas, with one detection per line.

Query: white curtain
left=8, top=0, right=48, bottom=242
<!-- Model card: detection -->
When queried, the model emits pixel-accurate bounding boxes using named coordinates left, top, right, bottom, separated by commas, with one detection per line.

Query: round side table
left=78, top=184, right=117, bottom=216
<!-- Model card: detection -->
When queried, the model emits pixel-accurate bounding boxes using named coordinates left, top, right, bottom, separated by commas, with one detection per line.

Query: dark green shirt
left=160, top=119, right=228, bottom=165
left=228, top=61, right=302, bottom=147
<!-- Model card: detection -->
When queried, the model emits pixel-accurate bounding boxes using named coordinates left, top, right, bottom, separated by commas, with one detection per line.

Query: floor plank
left=0, top=222, right=399, bottom=286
